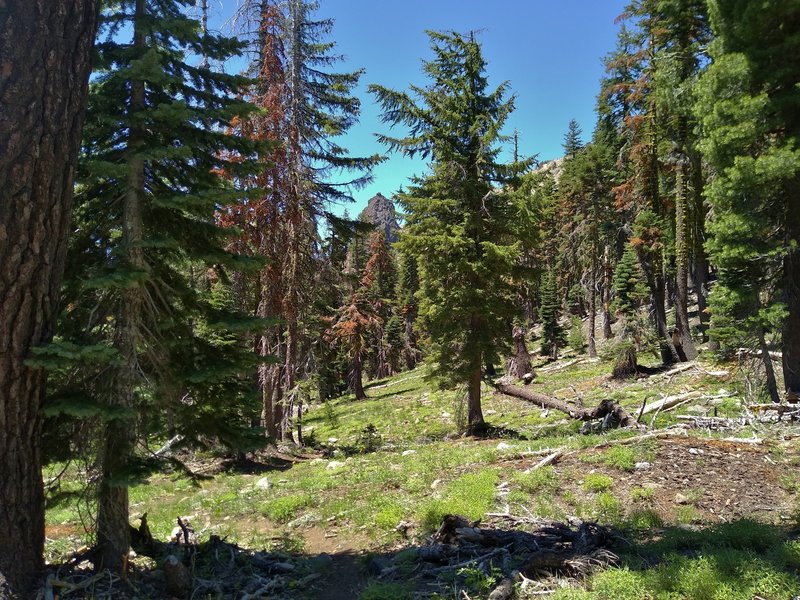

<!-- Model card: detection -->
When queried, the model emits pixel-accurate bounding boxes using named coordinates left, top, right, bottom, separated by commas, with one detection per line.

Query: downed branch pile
left=38, top=518, right=307, bottom=600
left=375, top=514, right=619, bottom=599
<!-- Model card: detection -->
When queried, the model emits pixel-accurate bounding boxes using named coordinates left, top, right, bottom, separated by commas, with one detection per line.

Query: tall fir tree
left=562, top=118, right=584, bottom=159
left=59, top=0, right=266, bottom=570
left=231, top=0, right=383, bottom=440
left=371, top=31, right=532, bottom=434
left=539, top=271, right=566, bottom=360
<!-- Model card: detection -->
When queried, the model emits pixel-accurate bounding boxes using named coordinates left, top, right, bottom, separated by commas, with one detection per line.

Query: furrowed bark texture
left=0, top=0, right=99, bottom=594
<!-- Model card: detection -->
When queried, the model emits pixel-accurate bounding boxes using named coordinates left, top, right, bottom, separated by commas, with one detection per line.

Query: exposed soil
left=513, top=435, right=800, bottom=525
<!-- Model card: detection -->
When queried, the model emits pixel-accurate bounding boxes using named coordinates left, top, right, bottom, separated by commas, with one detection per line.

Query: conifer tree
left=539, top=271, right=566, bottom=360
left=62, top=0, right=265, bottom=570
left=232, top=0, right=383, bottom=439
left=371, top=31, right=531, bottom=434
left=397, top=251, right=421, bottom=369
left=697, top=0, right=800, bottom=400
left=562, top=118, right=584, bottom=159
left=362, top=230, right=397, bottom=379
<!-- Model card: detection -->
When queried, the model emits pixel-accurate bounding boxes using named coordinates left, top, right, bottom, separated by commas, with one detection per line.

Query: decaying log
left=494, top=383, right=638, bottom=428
left=487, top=575, right=517, bottom=600
left=641, top=391, right=697, bottom=415
left=641, top=390, right=735, bottom=416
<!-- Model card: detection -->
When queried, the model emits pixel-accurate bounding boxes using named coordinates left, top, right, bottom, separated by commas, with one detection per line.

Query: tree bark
left=690, top=150, right=710, bottom=342
left=783, top=234, right=800, bottom=400
left=760, top=328, right=781, bottom=404
left=96, top=0, right=145, bottom=572
left=0, top=0, right=99, bottom=594
left=507, top=325, right=532, bottom=379
left=350, top=351, right=366, bottom=400
left=403, top=310, right=418, bottom=369
left=258, top=336, right=279, bottom=440
left=674, top=157, right=698, bottom=361
left=602, top=245, right=613, bottom=340
left=466, top=360, right=485, bottom=434
left=588, top=243, right=598, bottom=358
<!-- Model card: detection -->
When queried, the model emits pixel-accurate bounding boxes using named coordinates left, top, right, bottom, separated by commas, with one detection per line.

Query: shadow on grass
left=221, top=454, right=297, bottom=474
left=599, top=519, right=800, bottom=600
left=41, top=517, right=800, bottom=600
left=468, top=422, right=528, bottom=440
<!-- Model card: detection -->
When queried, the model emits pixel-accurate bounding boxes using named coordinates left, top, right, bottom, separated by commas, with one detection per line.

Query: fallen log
left=640, top=391, right=700, bottom=415
left=494, top=382, right=638, bottom=428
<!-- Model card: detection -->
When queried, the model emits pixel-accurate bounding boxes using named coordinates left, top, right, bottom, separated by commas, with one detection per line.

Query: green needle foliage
left=697, top=0, right=800, bottom=395
left=370, top=30, right=533, bottom=433
left=539, top=270, right=566, bottom=360
left=46, top=1, right=272, bottom=560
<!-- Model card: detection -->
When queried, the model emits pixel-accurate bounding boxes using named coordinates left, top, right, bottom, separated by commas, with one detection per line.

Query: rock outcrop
left=358, top=193, right=400, bottom=243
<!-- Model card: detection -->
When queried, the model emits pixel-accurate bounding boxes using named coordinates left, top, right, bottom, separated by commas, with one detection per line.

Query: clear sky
left=216, top=0, right=629, bottom=215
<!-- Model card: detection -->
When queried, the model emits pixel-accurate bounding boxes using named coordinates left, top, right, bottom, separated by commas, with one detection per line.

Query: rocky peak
left=358, top=193, right=400, bottom=243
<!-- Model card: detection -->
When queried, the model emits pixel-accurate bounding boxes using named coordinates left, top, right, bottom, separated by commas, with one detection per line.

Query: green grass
left=583, top=473, right=614, bottom=493
left=554, top=521, right=800, bottom=600
left=419, top=470, right=500, bottom=532
left=630, top=486, right=655, bottom=502
left=512, top=465, right=560, bottom=494
left=40, top=357, right=800, bottom=600
left=359, top=581, right=413, bottom=600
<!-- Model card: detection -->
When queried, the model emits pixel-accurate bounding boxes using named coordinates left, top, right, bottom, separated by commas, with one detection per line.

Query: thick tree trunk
left=760, top=328, right=781, bottom=404
left=97, top=0, right=144, bottom=572
left=635, top=246, right=679, bottom=365
left=0, top=1, right=99, bottom=594
left=403, top=311, right=418, bottom=369
left=350, top=352, right=366, bottom=401
left=674, top=159, right=698, bottom=361
left=507, top=325, right=533, bottom=379
left=258, top=337, right=279, bottom=440
left=588, top=248, right=598, bottom=359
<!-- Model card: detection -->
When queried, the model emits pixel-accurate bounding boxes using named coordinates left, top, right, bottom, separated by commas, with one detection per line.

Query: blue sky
left=215, top=0, right=628, bottom=215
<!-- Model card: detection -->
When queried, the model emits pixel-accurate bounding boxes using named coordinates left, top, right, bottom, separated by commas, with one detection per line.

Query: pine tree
left=613, top=244, right=648, bottom=317
left=697, top=0, right=800, bottom=400
left=562, top=118, right=584, bottom=158
left=327, top=293, right=378, bottom=400
left=231, top=0, right=383, bottom=439
left=539, top=271, right=566, bottom=360
left=371, top=31, right=531, bottom=434
left=384, top=315, right=405, bottom=374
left=61, top=0, right=265, bottom=570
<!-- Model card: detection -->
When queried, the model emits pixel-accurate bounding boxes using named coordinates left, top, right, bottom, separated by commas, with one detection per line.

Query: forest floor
left=43, top=349, right=800, bottom=599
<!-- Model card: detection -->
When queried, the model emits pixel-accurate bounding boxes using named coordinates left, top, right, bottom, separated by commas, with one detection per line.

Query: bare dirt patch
left=547, top=435, right=800, bottom=524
